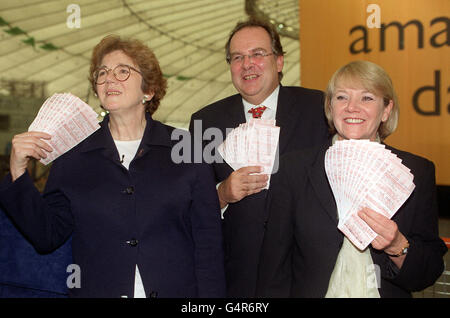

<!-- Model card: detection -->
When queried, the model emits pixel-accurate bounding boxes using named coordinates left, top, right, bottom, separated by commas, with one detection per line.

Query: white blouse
left=114, top=139, right=146, bottom=298
left=325, top=135, right=381, bottom=298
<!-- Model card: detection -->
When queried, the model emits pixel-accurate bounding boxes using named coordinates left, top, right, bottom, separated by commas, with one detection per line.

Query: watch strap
left=386, top=240, right=409, bottom=257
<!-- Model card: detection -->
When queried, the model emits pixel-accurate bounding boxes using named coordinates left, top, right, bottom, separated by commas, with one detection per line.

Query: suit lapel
left=213, top=96, right=245, bottom=181
left=307, top=142, right=338, bottom=225
left=80, top=114, right=122, bottom=166
left=275, top=86, right=301, bottom=155
left=225, top=96, right=246, bottom=131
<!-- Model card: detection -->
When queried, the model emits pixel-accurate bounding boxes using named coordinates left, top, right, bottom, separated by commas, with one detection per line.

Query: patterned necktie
left=248, top=106, right=267, bottom=119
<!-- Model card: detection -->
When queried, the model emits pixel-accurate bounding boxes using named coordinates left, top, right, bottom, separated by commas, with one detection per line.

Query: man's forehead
left=230, top=47, right=269, bottom=55
left=230, top=27, right=272, bottom=51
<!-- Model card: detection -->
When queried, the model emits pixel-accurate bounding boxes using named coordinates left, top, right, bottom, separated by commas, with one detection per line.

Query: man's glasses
left=94, top=64, right=142, bottom=85
left=227, top=51, right=274, bottom=65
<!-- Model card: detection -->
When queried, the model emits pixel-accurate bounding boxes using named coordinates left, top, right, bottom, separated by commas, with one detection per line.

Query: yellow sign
left=299, top=0, right=450, bottom=185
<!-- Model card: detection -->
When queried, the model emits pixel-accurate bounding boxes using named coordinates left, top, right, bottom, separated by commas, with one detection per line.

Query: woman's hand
left=10, top=131, right=53, bottom=182
left=358, top=207, right=408, bottom=267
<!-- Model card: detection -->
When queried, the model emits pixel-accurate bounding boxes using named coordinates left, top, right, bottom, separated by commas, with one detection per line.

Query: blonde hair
left=324, top=60, right=399, bottom=140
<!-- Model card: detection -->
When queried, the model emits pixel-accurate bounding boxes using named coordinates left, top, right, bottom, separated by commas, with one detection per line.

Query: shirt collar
left=331, top=133, right=381, bottom=144
left=242, top=85, right=280, bottom=112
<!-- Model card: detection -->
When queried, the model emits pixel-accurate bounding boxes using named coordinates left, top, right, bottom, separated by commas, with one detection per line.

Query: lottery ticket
left=218, top=118, right=280, bottom=189
left=325, top=139, right=415, bottom=250
left=28, top=93, right=100, bottom=165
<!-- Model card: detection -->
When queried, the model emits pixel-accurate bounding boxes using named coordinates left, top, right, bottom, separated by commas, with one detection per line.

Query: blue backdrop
left=0, top=207, right=72, bottom=297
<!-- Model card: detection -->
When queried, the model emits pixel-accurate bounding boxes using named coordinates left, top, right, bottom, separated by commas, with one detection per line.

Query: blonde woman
left=257, top=61, right=447, bottom=297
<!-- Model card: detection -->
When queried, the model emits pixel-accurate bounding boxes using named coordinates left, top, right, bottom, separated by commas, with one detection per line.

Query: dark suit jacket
left=189, top=86, right=329, bottom=297
left=0, top=113, right=226, bottom=298
left=257, top=140, right=448, bottom=297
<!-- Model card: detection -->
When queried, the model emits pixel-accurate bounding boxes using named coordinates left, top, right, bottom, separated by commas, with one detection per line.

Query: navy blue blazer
left=189, top=86, right=329, bottom=297
left=0, top=113, right=226, bottom=298
left=257, top=140, right=447, bottom=297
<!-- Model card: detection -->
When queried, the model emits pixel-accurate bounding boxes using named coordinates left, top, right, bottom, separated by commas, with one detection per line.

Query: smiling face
left=331, top=81, right=393, bottom=141
left=229, top=27, right=283, bottom=105
left=95, top=50, right=152, bottom=114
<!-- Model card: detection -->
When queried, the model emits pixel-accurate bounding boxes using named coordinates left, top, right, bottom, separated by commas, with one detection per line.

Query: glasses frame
left=227, top=51, right=274, bottom=65
left=94, top=64, right=143, bottom=85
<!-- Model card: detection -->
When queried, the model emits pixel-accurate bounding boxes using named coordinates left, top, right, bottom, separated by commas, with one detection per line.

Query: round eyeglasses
left=94, top=64, right=143, bottom=85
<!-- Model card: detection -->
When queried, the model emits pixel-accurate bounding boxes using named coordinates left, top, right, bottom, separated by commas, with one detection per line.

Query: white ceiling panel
left=0, top=0, right=300, bottom=129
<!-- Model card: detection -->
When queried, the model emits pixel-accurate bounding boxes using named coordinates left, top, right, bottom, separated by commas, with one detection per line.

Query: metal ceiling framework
left=0, top=0, right=300, bottom=129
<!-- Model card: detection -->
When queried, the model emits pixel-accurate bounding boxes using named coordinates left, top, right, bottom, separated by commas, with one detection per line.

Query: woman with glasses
left=0, top=35, right=226, bottom=298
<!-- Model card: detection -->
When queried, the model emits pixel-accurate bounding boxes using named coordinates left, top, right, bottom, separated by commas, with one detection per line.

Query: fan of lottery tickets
left=218, top=118, right=280, bottom=189
left=28, top=93, right=100, bottom=165
left=324, top=139, right=415, bottom=250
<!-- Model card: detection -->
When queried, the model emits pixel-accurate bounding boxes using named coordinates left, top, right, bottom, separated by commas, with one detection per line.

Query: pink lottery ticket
left=325, top=140, right=415, bottom=250
left=29, top=93, right=100, bottom=165
left=217, top=119, right=280, bottom=189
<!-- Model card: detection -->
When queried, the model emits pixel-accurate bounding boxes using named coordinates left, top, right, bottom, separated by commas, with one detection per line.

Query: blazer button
left=122, top=186, right=135, bottom=195
left=149, top=291, right=158, bottom=298
left=126, top=239, right=138, bottom=247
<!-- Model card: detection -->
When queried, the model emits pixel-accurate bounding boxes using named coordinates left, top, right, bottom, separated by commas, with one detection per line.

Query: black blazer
left=257, top=140, right=448, bottom=297
left=0, top=113, right=226, bottom=298
left=189, top=86, right=329, bottom=297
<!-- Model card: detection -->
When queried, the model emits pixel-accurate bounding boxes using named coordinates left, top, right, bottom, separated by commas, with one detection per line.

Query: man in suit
left=189, top=18, right=329, bottom=297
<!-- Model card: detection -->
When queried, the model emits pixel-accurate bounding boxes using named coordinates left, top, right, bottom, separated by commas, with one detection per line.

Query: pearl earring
left=142, top=95, right=149, bottom=104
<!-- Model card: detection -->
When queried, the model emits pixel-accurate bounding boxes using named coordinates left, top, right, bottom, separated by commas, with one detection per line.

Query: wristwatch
left=387, top=240, right=409, bottom=257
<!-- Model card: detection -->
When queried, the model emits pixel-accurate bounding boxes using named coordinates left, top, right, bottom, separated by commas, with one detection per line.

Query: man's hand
left=217, top=166, right=268, bottom=208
